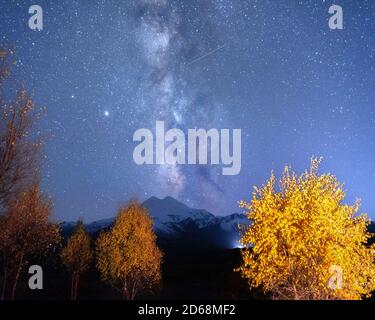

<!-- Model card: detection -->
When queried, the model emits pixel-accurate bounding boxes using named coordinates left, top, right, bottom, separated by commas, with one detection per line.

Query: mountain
left=61, top=196, right=249, bottom=249
left=142, top=196, right=218, bottom=234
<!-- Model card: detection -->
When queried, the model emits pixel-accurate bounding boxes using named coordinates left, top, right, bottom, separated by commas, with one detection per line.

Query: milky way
left=1, top=0, right=375, bottom=221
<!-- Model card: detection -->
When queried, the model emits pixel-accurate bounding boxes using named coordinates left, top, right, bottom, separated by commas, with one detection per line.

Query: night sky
left=1, top=0, right=374, bottom=222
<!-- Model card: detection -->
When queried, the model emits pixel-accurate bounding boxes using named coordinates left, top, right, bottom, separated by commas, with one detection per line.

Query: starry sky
left=1, top=0, right=374, bottom=222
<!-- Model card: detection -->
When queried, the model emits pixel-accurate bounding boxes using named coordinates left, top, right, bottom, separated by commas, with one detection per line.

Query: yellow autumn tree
left=96, top=201, right=163, bottom=300
left=60, top=220, right=93, bottom=300
left=0, top=184, right=61, bottom=300
left=237, top=158, right=375, bottom=300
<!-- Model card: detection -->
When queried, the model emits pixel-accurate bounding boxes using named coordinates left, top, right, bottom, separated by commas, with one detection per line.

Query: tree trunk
left=123, top=280, right=129, bottom=300
left=292, top=283, right=299, bottom=300
left=130, top=278, right=138, bottom=300
left=1, top=265, right=7, bottom=300
left=74, top=274, right=80, bottom=300
left=70, top=273, right=75, bottom=300
left=10, top=252, right=24, bottom=300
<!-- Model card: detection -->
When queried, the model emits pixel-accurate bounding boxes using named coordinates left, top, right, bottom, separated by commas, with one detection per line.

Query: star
left=2, top=0, right=373, bottom=222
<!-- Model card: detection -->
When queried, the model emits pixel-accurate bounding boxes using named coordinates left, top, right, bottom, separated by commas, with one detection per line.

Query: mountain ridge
left=61, top=196, right=248, bottom=249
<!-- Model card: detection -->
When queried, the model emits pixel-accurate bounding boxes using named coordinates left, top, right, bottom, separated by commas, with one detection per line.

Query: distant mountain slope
left=142, top=196, right=219, bottom=234
left=61, top=196, right=249, bottom=249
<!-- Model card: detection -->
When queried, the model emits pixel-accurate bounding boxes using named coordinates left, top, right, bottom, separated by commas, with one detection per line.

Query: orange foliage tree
left=96, top=201, right=163, bottom=299
left=237, top=158, right=375, bottom=300
left=0, top=47, right=58, bottom=300
left=0, top=184, right=60, bottom=300
left=0, top=47, right=42, bottom=209
left=61, top=220, right=93, bottom=300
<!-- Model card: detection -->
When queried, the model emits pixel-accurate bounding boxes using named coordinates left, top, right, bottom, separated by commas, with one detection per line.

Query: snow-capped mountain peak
left=61, top=196, right=249, bottom=248
left=142, top=196, right=218, bottom=234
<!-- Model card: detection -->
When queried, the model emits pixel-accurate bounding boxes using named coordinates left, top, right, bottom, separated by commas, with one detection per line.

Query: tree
left=0, top=184, right=61, bottom=300
left=0, top=47, right=50, bottom=300
left=0, top=47, right=41, bottom=211
left=237, top=158, right=375, bottom=300
left=96, top=201, right=163, bottom=300
left=61, top=220, right=93, bottom=300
